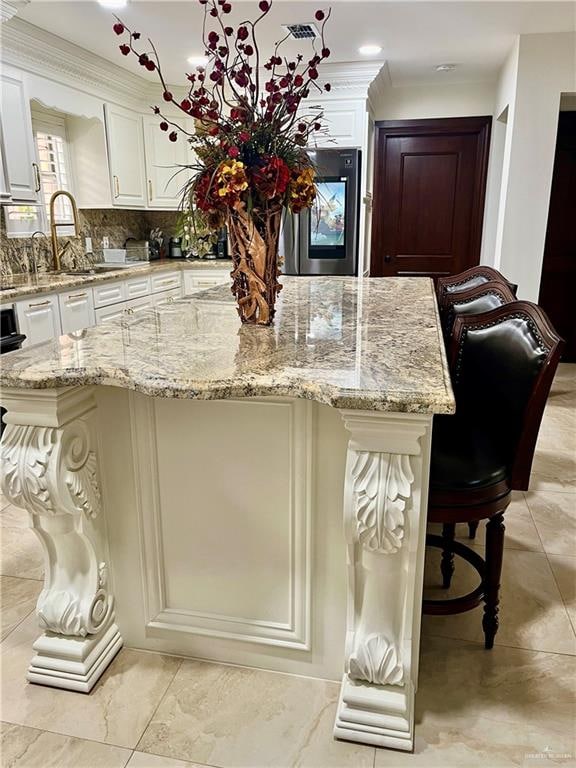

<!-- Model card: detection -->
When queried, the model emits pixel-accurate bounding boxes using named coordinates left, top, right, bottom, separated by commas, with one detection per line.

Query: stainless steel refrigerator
left=282, top=148, right=361, bottom=276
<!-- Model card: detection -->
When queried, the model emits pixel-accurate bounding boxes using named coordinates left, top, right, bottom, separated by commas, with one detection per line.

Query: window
left=32, top=109, right=75, bottom=235
left=4, top=107, right=76, bottom=239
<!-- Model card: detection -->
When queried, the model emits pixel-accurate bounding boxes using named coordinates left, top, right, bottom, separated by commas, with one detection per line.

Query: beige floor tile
left=127, top=752, right=203, bottom=768
left=375, top=718, right=576, bottom=767
left=529, top=447, right=576, bottom=492
left=0, top=526, right=44, bottom=580
left=1, top=614, right=181, bottom=749
left=422, top=548, right=576, bottom=654
left=137, top=661, right=375, bottom=768
left=0, top=721, right=131, bottom=768
left=0, top=576, right=42, bottom=640
left=450, top=492, right=544, bottom=552
left=1, top=502, right=30, bottom=529
left=525, top=492, right=576, bottom=556
left=416, top=635, right=576, bottom=734
left=548, top=554, right=576, bottom=632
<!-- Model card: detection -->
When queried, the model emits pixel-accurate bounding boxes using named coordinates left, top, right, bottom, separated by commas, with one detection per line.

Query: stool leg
left=468, top=521, right=479, bottom=539
left=440, top=522, right=456, bottom=589
left=482, top=512, right=505, bottom=650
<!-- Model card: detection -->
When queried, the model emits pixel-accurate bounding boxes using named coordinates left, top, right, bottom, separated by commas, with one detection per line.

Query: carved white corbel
left=334, top=410, right=433, bottom=751
left=0, top=387, right=122, bottom=692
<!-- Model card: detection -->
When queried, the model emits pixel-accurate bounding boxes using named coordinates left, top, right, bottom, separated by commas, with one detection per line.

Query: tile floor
left=1, top=364, right=574, bottom=768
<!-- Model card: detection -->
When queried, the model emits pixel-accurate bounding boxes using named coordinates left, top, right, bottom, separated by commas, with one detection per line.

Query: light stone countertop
left=0, top=259, right=233, bottom=302
left=0, top=276, right=455, bottom=413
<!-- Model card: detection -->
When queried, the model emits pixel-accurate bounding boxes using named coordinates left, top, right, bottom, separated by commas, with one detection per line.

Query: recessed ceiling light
left=435, top=63, right=457, bottom=72
left=358, top=44, right=382, bottom=57
left=187, top=56, right=209, bottom=68
left=98, top=0, right=127, bottom=8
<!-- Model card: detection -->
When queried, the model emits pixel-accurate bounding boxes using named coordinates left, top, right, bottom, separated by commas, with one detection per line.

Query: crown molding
left=0, top=0, right=29, bottom=24
left=0, top=18, right=152, bottom=109
left=1, top=18, right=384, bottom=109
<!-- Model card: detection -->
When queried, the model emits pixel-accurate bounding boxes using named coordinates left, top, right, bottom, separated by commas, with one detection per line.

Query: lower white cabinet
left=154, top=288, right=181, bottom=307
left=16, top=294, right=62, bottom=346
left=58, top=288, right=95, bottom=334
left=94, top=303, right=126, bottom=326
left=183, top=269, right=231, bottom=296
left=151, top=271, right=182, bottom=294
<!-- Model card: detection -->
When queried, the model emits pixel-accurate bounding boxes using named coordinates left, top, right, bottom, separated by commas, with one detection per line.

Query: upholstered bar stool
left=423, top=302, right=563, bottom=649
left=437, top=266, right=518, bottom=311
left=438, top=280, right=518, bottom=539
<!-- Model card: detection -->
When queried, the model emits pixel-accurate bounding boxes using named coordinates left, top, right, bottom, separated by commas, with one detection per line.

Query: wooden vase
left=227, top=205, right=283, bottom=326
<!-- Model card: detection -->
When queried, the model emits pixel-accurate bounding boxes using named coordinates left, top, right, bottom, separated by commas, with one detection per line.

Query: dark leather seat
left=424, top=301, right=563, bottom=648
left=440, top=280, right=517, bottom=340
left=430, top=415, right=509, bottom=491
left=437, top=266, right=518, bottom=310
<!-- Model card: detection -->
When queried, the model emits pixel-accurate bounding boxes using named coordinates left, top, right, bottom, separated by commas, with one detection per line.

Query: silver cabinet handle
left=32, top=163, right=41, bottom=192
left=148, top=179, right=153, bottom=200
left=68, top=292, right=87, bottom=299
left=113, top=175, right=120, bottom=198
left=28, top=299, right=51, bottom=308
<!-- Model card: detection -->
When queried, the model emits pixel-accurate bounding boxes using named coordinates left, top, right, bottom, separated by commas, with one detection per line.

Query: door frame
left=370, top=116, right=492, bottom=277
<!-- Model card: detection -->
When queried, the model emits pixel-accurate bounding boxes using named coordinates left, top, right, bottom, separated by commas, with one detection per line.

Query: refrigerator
left=282, top=148, right=361, bottom=276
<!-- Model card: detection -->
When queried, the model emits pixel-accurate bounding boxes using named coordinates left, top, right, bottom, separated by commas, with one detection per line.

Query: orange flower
left=288, top=166, right=316, bottom=213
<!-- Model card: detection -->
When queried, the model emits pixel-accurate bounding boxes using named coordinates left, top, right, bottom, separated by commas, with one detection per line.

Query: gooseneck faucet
left=49, top=190, right=80, bottom=271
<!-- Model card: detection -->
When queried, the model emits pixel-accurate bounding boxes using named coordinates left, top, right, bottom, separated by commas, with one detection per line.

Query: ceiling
left=15, top=0, right=576, bottom=87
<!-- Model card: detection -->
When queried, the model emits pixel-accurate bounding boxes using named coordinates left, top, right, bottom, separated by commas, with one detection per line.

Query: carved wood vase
left=227, top=205, right=283, bottom=326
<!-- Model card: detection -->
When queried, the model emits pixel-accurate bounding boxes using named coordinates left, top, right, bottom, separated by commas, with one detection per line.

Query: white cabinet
left=143, top=115, right=190, bottom=209
left=183, top=268, right=231, bottom=296
left=16, top=294, right=61, bottom=346
left=125, top=274, right=151, bottom=300
left=151, top=271, right=182, bottom=295
left=154, top=288, right=181, bottom=307
left=58, top=287, right=95, bottom=334
left=104, top=104, right=147, bottom=207
left=93, top=280, right=126, bottom=309
left=0, top=123, right=11, bottom=202
left=0, top=69, right=40, bottom=202
left=127, top=295, right=154, bottom=316
left=94, top=303, right=127, bottom=326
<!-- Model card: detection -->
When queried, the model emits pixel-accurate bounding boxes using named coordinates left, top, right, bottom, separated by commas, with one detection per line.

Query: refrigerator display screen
left=309, top=177, right=347, bottom=258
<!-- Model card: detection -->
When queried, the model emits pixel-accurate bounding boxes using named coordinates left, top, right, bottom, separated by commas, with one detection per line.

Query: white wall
left=491, top=32, right=576, bottom=300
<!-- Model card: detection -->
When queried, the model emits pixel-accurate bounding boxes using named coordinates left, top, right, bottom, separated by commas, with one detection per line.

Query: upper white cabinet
left=143, top=115, right=190, bottom=208
left=0, top=124, right=11, bottom=202
left=0, top=69, right=40, bottom=202
left=104, top=103, right=147, bottom=207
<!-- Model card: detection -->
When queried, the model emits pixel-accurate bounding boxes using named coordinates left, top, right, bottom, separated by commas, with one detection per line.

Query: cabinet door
left=16, top=294, right=61, bottom=346
left=0, top=71, right=39, bottom=202
left=151, top=271, right=182, bottom=294
left=0, top=123, right=12, bottom=202
left=143, top=115, right=190, bottom=208
left=58, top=288, right=96, bottom=334
left=154, top=288, right=181, bottom=306
left=104, top=104, right=147, bottom=207
left=95, top=303, right=127, bottom=325
left=127, top=295, right=154, bottom=316
left=183, top=269, right=231, bottom=295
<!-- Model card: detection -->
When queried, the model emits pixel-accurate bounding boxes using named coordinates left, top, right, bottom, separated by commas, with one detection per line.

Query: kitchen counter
left=0, top=275, right=454, bottom=414
left=0, top=274, right=453, bottom=753
left=0, top=258, right=233, bottom=302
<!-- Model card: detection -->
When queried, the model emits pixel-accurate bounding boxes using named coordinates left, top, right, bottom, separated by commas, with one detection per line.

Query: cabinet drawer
left=183, top=269, right=231, bottom=296
left=126, top=295, right=154, bottom=316
left=151, top=271, right=181, bottom=294
left=154, top=287, right=181, bottom=306
left=93, top=280, right=126, bottom=308
left=94, top=303, right=127, bottom=325
left=58, top=287, right=95, bottom=334
left=125, top=275, right=151, bottom=300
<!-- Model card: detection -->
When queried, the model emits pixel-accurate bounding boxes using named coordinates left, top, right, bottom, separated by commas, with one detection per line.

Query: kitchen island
left=0, top=276, right=454, bottom=752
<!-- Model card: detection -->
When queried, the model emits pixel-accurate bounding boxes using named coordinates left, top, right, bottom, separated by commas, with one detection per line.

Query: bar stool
left=439, top=280, right=517, bottom=341
left=423, top=301, right=563, bottom=649
left=437, top=266, right=518, bottom=311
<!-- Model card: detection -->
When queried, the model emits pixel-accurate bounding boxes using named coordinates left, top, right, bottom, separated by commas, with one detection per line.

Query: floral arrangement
left=113, top=0, right=332, bottom=324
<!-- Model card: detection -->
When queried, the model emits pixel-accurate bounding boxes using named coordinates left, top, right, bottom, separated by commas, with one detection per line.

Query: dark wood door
left=539, top=112, right=576, bottom=362
left=371, top=117, right=491, bottom=278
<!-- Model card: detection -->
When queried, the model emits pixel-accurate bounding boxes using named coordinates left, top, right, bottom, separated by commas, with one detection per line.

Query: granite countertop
left=0, top=276, right=454, bottom=414
left=0, top=259, right=233, bottom=302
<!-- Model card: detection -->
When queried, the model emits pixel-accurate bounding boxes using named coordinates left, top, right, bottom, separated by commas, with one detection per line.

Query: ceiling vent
left=282, top=23, right=320, bottom=40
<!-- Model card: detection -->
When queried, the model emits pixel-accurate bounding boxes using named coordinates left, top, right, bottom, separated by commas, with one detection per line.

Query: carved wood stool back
left=436, top=266, right=518, bottom=311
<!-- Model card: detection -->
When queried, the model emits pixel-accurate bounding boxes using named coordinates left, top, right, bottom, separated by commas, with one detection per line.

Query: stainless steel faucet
left=29, top=230, right=48, bottom=275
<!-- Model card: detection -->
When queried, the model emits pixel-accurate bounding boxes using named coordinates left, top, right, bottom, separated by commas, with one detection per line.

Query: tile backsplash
left=0, top=208, right=181, bottom=276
